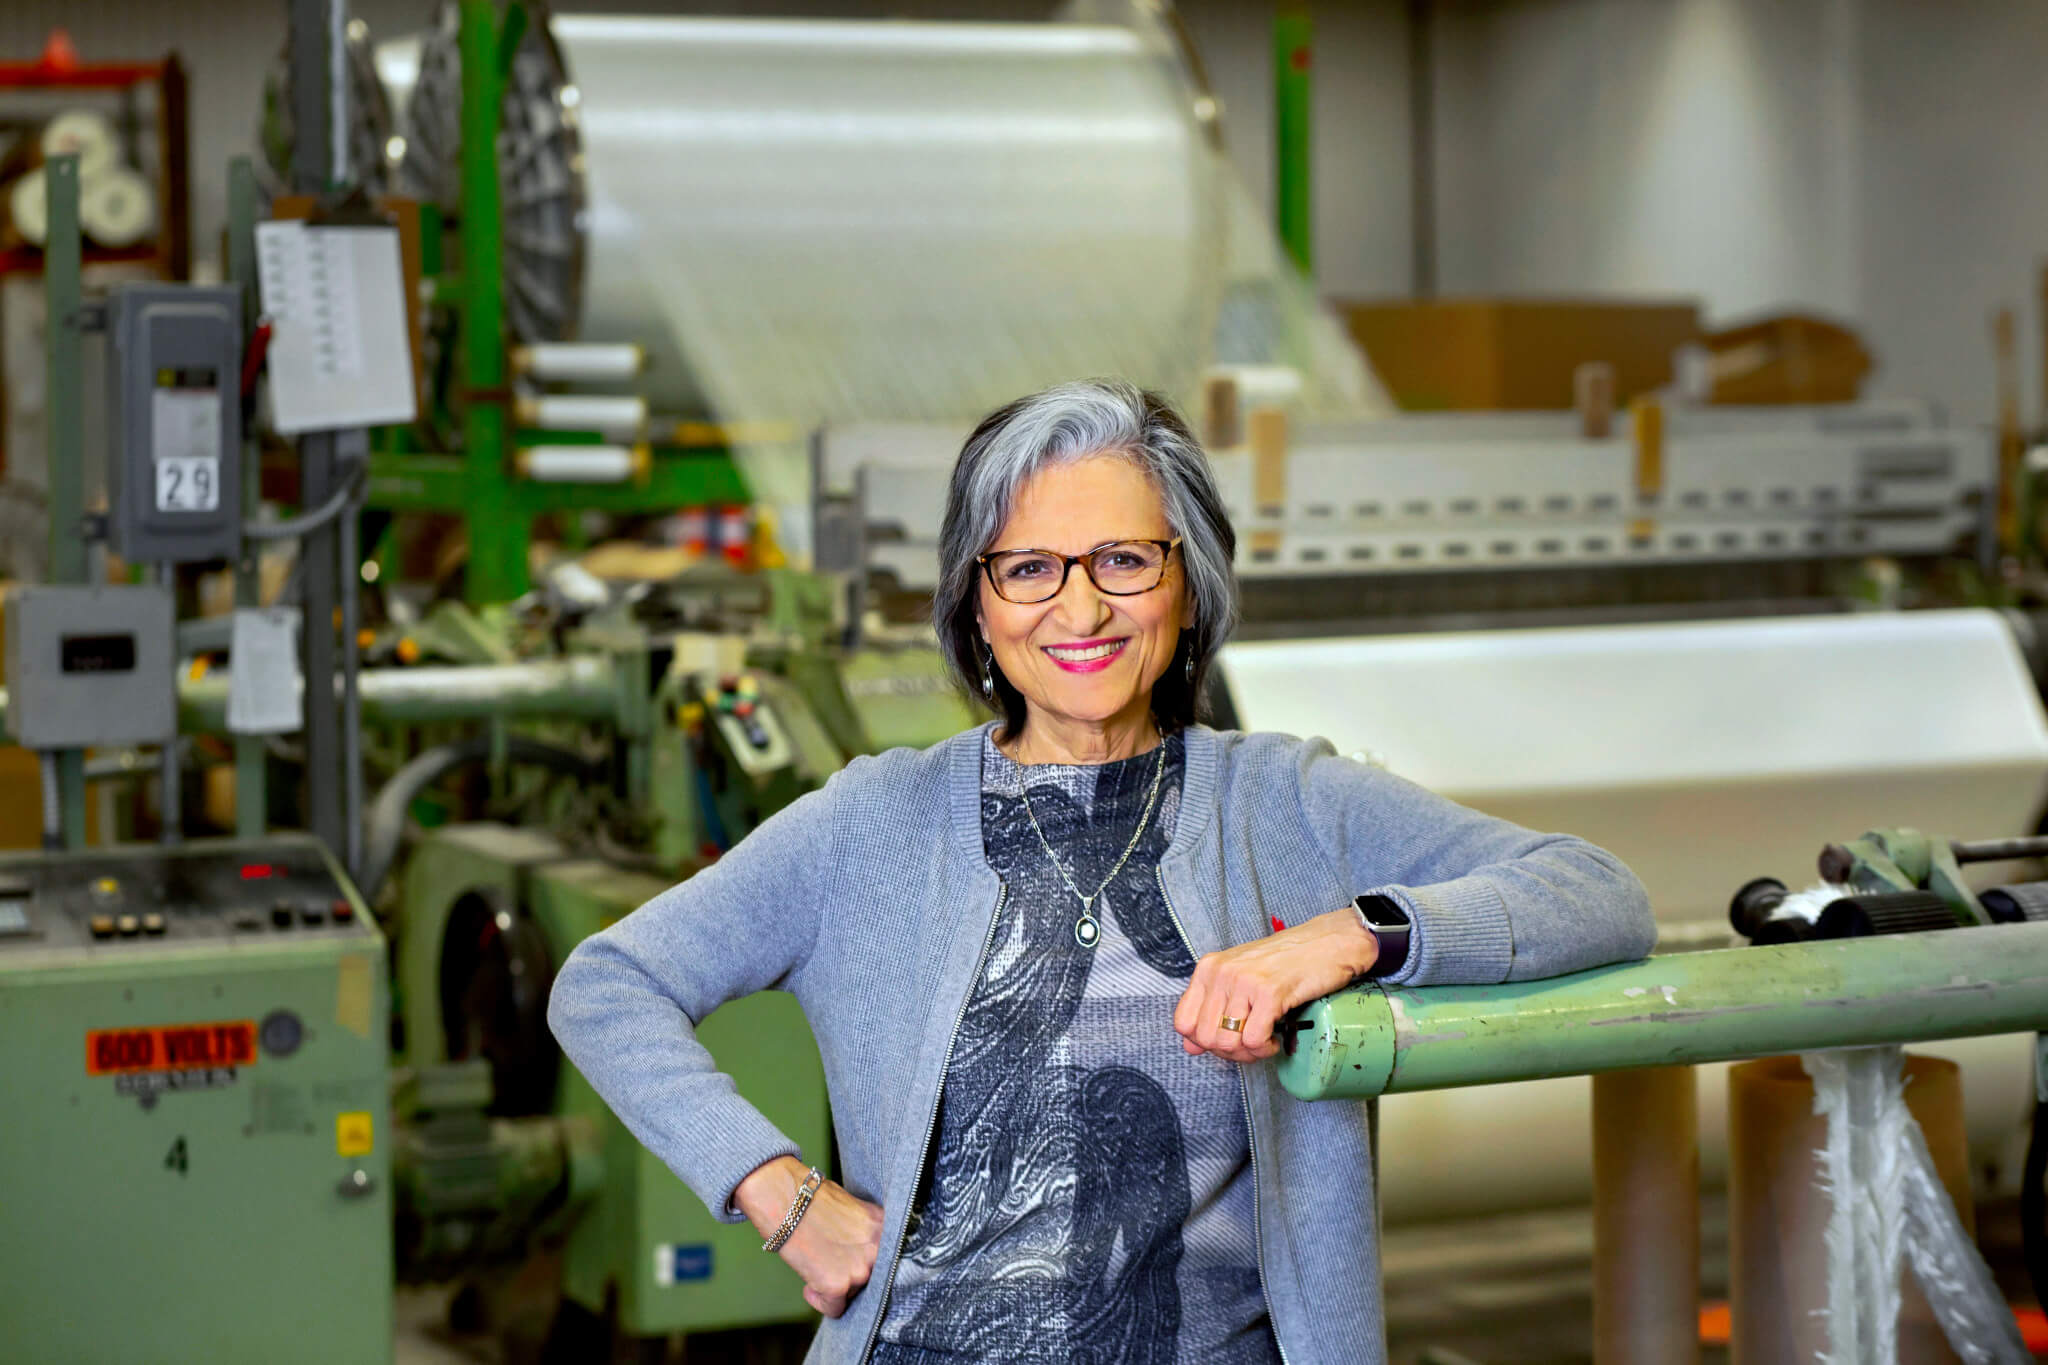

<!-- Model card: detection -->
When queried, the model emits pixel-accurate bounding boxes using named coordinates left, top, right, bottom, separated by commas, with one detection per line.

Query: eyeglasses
left=977, top=538, right=1181, bottom=605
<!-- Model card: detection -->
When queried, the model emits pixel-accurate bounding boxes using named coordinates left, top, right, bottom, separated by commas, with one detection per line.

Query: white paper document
left=227, top=608, right=303, bottom=735
left=255, top=220, right=417, bottom=434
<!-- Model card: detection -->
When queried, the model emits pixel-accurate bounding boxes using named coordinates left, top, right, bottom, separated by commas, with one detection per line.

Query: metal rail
left=1275, top=922, right=2048, bottom=1101
left=0, top=657, right=622, bottom=745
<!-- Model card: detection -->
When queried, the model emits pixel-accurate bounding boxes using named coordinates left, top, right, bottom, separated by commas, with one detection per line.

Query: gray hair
left=931, top=378, right=1239, bottom=737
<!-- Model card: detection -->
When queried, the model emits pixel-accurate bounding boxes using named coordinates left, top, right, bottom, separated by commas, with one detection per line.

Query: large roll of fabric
left=561, top=14, right=1226, bottom=425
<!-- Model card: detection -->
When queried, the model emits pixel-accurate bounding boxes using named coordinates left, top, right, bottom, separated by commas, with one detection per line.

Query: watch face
left=1355, top=894, right=1410, bottom=928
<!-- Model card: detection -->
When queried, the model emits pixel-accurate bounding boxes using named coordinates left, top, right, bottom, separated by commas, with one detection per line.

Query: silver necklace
left=1016, top=734, right=1169, bottom=949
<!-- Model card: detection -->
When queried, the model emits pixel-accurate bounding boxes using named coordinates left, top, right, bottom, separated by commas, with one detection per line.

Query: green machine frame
left=360, top=0, right=753, bottom=606
left=0, top=837, right=391, bottom=1365
left=397, top=823, right=829, bottom=1336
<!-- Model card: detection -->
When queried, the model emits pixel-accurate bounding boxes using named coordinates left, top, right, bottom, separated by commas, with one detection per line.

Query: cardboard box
left=1702, top=313, right=1870, bottom=405
left=1337, top=298, right=1703, bottom=412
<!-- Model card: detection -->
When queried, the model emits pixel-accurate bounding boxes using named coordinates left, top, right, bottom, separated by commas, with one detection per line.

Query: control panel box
left=0, top=836, right=390, bottom=1365
left=3, top=584, right=175, bottom=748
left=106, top=283, right=243, bottom=563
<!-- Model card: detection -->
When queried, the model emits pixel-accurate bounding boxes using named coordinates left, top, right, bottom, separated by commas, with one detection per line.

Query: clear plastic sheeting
left=1805, top=1047, right=2029, bottom=1365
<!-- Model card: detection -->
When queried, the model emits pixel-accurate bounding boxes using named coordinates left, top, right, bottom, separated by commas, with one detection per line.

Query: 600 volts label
left=86, top=1021, right=258, bottom=1075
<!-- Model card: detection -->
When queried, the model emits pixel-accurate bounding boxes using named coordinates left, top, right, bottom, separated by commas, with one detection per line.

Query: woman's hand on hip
left=736, top=1155, right=886, bottom=1318
left=1172, top=907, right=1380, bottom=1062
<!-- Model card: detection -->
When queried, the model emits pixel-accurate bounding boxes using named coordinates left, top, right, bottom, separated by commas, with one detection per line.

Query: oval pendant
left=1074, top=915, right=1100, bottom=948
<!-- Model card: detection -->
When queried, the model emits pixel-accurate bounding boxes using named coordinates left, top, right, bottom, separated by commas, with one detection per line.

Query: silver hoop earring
left=978, top=641, right=996, bottom=702
left=1184, top=647, right=1195, bottom=686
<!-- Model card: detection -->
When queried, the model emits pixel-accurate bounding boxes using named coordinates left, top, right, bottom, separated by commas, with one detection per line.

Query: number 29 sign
left=152, top=388, right=222, bottom=513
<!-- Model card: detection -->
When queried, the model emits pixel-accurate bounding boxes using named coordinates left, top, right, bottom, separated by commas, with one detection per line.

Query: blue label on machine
left=653, top=1242, right=713, bottom=1285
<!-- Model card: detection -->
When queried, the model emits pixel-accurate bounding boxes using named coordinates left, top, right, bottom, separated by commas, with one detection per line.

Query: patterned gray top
left=871, top=729, right=1280, bottom=1364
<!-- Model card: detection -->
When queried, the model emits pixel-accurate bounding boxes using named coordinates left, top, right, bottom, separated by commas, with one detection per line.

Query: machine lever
left=1949, top=836, right=2048, bottom=865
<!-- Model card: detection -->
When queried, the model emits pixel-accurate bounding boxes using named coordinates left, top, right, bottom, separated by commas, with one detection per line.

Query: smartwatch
left=1353, top=894, right=1412, bottom=979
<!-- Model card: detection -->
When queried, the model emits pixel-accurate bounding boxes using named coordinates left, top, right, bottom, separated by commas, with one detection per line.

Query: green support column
left=226, top=157, right=268, bottom=838
left=1276, top=923, right=2048, bottom=1101
left=460, top=0, right=522, bottom=602
left=42, top=155, right=88, bottom=848
left=1274, top=7, right=1314, bottom=277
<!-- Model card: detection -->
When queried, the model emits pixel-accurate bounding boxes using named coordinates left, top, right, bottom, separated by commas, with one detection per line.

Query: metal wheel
left=398, top=1, right=587, bottom=344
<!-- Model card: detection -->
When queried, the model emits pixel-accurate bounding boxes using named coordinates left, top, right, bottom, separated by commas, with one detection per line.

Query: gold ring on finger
left=1219, top=1014, right=1246, bottom=1033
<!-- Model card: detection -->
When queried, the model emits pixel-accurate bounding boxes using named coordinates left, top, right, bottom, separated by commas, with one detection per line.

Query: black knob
left=1980, top=882, right=2048, bottom=924
left=1814, top=891, right=1959, bottom=939
left=1728, top=877, right=1789, bottom=940
left=1818, top=843, right=1856, bottom=883
left=271, top=900, right=294, bottom=929
left=298, top=900, right=326, bottom=926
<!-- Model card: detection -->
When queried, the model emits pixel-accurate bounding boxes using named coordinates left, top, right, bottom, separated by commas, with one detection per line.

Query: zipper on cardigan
left=1155, top=865, right=1294, bottom=1365
left=858, top=883, right=1008, bottom=1364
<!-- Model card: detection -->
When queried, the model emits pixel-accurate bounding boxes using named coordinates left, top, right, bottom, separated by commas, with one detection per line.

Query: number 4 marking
left=165, top=1136, right=188, bottom=1176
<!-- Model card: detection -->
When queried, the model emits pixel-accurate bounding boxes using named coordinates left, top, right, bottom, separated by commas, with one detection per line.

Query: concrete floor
left=397, top=1197, right=2043, bottom=1365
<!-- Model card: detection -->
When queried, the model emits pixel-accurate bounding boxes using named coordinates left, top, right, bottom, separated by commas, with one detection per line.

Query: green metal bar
left=43, top=157, right=84, bottom=586
left=365, top=451, right=748, bottom=514
left=42, top=154, right=88, bottom=848
left=227, top=157, right=267, bottom=839
left=1273, top=8, right=1314, bottom=277
left=460, top=0, right=520, bottom=603
left=1276, top=924, right=2048, bottom=1101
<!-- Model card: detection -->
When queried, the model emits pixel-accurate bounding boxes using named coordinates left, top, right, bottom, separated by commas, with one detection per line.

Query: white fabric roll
left=40, top=110, right=117, bottom=179
left=6, top=170, right=46, bottom=246
left=1220, top=610, right=2048, bottom=923
left=554, top=14, right=1224, bottom=424
left=79, top=167, right=155, bottom=248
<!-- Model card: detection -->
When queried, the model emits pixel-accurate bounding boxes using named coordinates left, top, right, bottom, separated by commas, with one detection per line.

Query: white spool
left=511, top=343, right=645, bottom=385
left=40, top=111, right=118, bottom=180
left=516, top=444, right=648, bottom=484
left=513, top=393, right=648, bottom=437
left=79, top=167, right=155, bottom=248
left=6, top=170, right=46, bottom=246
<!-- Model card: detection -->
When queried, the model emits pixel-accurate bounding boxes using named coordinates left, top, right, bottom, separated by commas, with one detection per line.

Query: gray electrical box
left=106, top=284, right=242, bottom=563
left=3, top=585, right=176, bottom=749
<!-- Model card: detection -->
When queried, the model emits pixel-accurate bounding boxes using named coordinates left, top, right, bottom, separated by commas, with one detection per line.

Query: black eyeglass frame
left=975, top=537, right=1183, bottom=605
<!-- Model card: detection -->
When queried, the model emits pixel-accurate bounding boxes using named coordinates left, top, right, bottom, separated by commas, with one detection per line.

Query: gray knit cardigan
left=548, top=723, right=1657, bottom=1363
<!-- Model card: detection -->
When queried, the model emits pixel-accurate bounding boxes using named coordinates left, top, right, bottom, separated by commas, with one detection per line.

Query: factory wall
left=6, top=0, right=2045, bottom=423
left=1426, top=0, right=2048, bottom=427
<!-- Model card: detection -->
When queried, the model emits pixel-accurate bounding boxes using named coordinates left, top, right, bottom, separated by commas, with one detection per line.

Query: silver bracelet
left=762, top=1166, right=824, bottom=1253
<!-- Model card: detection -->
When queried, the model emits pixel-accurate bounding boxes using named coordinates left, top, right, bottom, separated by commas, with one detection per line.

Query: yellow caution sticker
left=336, top=1111, right=374, bottom=1157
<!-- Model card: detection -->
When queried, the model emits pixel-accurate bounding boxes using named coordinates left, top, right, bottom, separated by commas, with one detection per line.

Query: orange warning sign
left=86, top=1020, right=258, bottom=1075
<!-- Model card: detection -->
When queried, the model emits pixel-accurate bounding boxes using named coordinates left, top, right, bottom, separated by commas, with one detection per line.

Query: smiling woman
left=548, top=379, right=1655, bottom=1365
left=934, top=379, right=1240, bottom=765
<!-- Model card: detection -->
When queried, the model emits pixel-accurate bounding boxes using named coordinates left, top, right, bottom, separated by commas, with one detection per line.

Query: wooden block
left=1631, top=395, right=1664, bottom=500
left=1248, top=406, right=1288, bottom=519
